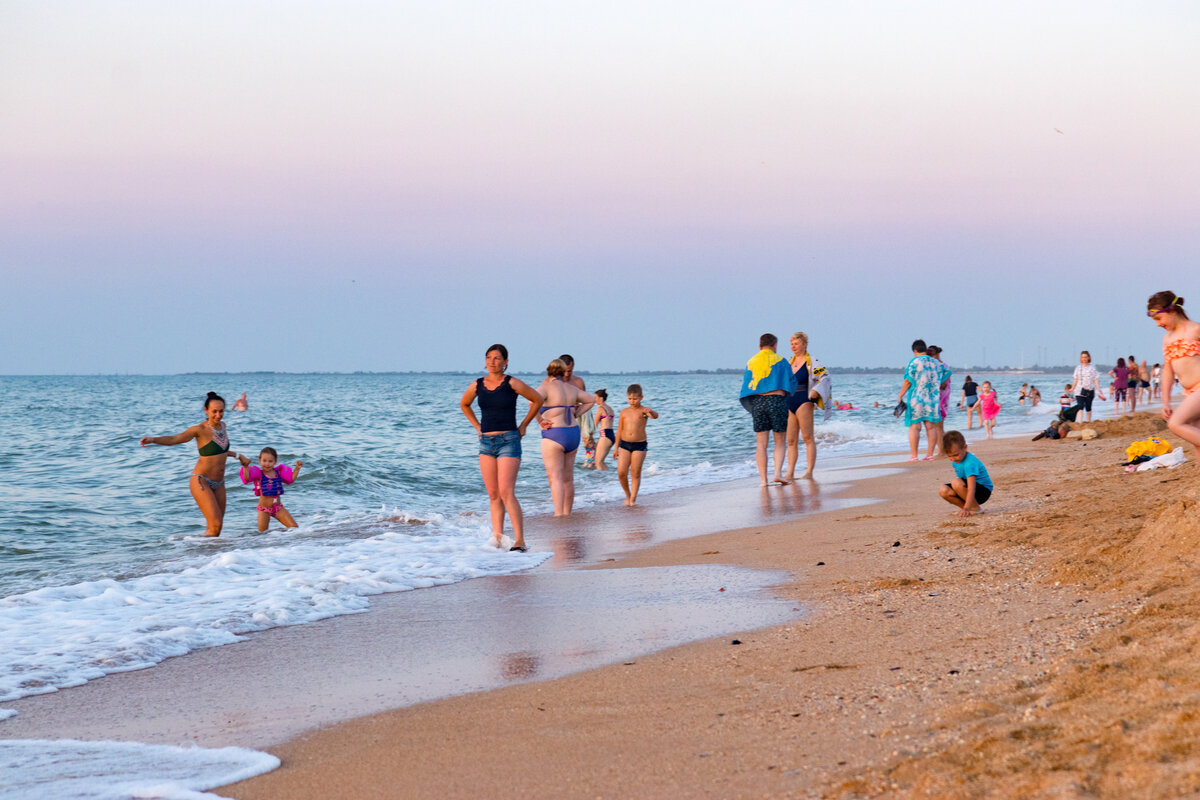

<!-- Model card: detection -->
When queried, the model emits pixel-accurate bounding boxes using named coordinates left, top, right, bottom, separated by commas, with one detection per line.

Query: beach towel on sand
left=1125, top=437, right=1172, bottom=463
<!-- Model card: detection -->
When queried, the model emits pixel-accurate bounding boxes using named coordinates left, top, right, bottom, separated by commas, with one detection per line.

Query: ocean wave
left=0, top=739, right=278, bottom=800
left=0, top=527, right=549, bottom=707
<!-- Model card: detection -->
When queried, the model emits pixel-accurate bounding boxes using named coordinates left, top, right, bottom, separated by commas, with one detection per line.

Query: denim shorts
left=479, top=430, right=521, bottom=459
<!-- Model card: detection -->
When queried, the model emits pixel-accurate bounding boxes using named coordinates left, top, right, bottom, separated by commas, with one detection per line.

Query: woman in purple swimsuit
left=537, top=359, right=595, bottom=517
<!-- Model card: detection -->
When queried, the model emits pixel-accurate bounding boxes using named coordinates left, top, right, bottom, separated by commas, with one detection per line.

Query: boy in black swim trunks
left=615, top=384, right=658, bottom=506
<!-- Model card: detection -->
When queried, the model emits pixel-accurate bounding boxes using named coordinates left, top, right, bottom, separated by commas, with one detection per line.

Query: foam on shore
left=0, top=738, right=278, bottom=800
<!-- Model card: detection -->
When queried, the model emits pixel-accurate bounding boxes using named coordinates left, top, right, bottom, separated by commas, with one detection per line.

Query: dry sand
left=222, top=413, right=1200, bottom=799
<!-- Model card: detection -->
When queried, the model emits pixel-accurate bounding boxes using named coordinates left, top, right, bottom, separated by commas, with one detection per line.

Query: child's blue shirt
left=953, top=452, right=993, bottom=491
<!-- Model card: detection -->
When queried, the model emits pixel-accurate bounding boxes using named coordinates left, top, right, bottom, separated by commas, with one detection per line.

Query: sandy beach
left=7, top=412, right=1196, bottom=798
left=210, top=412, right=1198, bottom=799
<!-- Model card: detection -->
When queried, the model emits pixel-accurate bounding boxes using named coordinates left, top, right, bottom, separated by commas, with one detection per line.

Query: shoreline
left=0, top=456, right=900, bottom=750
left=222, top=412, right=1200, bottom=799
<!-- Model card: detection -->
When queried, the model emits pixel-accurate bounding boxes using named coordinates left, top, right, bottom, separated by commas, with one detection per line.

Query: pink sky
left=2, top=2, right=1197, bottom=372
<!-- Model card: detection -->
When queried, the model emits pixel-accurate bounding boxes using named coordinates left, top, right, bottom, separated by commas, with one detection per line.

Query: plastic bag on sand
left=1136, top=447, right=1187, bottom=471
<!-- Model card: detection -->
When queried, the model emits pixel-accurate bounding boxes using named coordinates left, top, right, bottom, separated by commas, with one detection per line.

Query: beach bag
left=1125, top=437, right=1171, bottom=463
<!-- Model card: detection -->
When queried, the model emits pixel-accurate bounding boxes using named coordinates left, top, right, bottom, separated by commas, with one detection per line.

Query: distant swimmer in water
left=1149, top=291, right=1200, bottom=456
left=233, top=393, right=249, bottom=411
left=241, top=447, right=304, bottom=531
left=140, top=391, right=250, bottom=537
left=460, top=344, right=544, bottom=551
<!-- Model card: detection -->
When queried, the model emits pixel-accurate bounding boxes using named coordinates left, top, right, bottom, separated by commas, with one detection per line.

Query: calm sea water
left=0, top=371, right=1071, bottom=709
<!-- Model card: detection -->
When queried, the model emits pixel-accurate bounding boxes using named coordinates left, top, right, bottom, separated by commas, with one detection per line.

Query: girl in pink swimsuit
left=978, top=381, right=1001, bottom=439
left=241, top=447, right=304, bottom=531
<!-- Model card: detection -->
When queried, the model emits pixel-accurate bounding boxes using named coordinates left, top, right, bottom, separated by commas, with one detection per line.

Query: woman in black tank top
left=460, top=344, right=543, bottom=552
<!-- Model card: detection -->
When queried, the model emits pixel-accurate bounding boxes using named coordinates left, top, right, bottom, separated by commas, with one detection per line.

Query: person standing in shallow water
left=898, top=339, right=942, bottom=461
left=460, top=344, right=544, bottom=551
left=559, top=354, right=586, bottom=390
left=536, top=359, right=595, bottom=517
left=140, top=391, right=250, bottom=537
left=784, top=331, right=830, bottom=481
left=739, top=333, right=797, bottom=486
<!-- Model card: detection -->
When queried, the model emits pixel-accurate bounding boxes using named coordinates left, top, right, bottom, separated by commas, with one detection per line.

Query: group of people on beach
left=898, top=340, right=1006, bottom=456
left=459, top=347, right=659, bottom=550
left=138, top=290, right=1200, bottom=548
left=140, top=392, right=302, bottom=537
left=737, top=332, right=831, bottom=486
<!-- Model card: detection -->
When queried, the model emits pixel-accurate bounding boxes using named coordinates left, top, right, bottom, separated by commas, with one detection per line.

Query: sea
left=0, top=371, right=1077, bottom=798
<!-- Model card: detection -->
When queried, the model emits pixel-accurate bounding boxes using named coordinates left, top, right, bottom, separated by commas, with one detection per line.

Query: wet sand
left=0, top=459, right=882, bottom=748
left=221, top=413, right=1200, bottom=799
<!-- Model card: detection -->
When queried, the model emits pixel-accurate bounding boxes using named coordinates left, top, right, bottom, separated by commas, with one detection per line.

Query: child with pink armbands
left=240, top=447, right=304, bottom=531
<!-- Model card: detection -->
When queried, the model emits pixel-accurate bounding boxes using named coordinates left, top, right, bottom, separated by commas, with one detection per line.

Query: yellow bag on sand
left=1126, top=437, right=1171, bottom=462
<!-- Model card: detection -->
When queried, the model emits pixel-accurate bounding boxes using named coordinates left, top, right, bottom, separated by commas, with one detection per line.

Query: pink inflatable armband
left=277, top=464, right=295, bottom=484
left=240, top=465, right=265, bottom=495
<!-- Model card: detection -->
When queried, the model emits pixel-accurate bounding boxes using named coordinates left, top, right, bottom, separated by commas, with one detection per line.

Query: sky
left=2, top=1, right=1198, bottom=374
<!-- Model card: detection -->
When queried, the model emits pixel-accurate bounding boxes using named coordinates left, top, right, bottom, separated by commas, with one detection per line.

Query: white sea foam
left=0, top=524, right=549, bottom=705
left=0, top=738, right=278, bottom=800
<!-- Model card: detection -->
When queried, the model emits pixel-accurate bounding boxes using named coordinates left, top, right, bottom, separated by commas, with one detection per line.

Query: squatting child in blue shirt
left=938, top=430, right=994, bottom=517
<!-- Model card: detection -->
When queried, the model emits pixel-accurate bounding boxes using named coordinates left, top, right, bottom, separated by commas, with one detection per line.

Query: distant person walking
left=740, top=333, right=797, bottom=485
left=1071, top=350, right=1106, bottom=423
left=898, top=339, right=942, bottom=461
left=960, top=375, right=980, bottom=429
left=1127, top=355, right=1143, bottom=412
left=978, top=380, right=1001, bottom=439
left=460, top=344, right=544, bottom=551
left=1149, top=291, right=1200, bottom=455
left=140, top=391, right=250, bottom=537
left=1109, top=358, right=1130, bottom=413
left=232, top=393, right=249, bottom=411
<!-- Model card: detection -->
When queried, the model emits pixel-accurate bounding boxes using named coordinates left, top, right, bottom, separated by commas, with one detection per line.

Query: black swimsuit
left=788, top=363, right=811, bottom=413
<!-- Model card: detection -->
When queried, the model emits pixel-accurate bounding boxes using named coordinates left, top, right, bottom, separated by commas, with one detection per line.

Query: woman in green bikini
left=140, top=391, right=250, bottom=537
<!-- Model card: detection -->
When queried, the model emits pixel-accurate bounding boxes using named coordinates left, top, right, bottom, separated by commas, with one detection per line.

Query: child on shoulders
left=938, top=430, right=993, bottom=517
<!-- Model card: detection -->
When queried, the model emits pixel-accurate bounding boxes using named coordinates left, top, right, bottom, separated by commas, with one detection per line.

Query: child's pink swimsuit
left=979, top=392, right=1001, bottom=421
left=241, top=464, right=295, bottom=516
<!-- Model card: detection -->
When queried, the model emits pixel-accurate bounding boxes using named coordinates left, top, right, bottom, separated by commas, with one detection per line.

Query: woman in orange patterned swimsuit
left=1150, top=291, right=1200, bottom=450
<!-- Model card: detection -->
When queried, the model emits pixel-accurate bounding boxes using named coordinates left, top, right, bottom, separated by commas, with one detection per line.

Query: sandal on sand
left=906, top=457, right=919, bottom=462
left=510, top=545, right=528, bottom=552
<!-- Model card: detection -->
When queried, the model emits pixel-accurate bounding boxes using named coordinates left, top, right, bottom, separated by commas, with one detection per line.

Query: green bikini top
left=197, top=424, right=230, bottom=456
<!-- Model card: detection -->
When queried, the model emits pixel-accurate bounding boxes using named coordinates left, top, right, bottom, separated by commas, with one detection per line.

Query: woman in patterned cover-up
left=899, top=339, right=943, bottom=461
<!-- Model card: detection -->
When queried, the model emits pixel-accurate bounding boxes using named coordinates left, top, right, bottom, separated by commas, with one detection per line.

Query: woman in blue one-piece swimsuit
left=536, top=358, right=595, bottom=517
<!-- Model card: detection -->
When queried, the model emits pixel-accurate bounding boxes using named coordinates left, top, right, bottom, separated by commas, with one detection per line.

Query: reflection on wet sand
left=499, top=651, right=540, bottom=681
